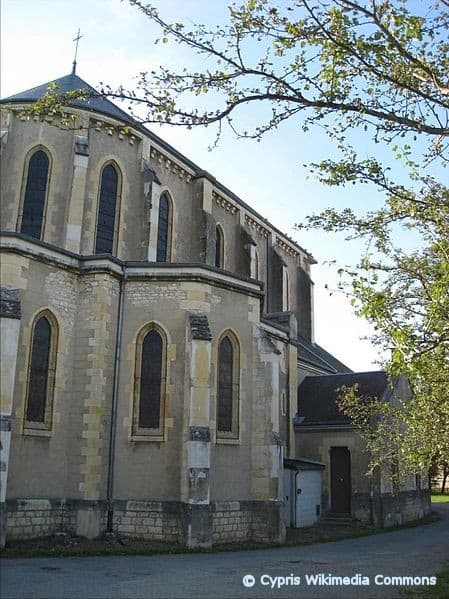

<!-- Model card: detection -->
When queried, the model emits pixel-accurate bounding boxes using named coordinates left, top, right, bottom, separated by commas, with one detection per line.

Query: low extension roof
left=297, top=335, right=352, bottom=374
left=284, top=457, right=325, bottom=471
left=297, top=371, right=389, bottom=427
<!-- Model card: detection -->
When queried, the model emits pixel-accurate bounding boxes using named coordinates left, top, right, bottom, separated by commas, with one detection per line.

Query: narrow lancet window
left=95, top=164, right=119, bottom=254
left=139, top=329, right=164, bottom=429
left=217, top=333, right=239, bottom=438
left=21, top=149, right=50, bottom=239
left=156, top=193, right=171, bottom=262
left=25, top=312, right=58, bottom=431
left=133, top=323, right=168, bottom=439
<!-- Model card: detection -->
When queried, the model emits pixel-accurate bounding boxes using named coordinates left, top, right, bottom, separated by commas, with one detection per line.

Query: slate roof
left=284, top=457, right=325, bottom=471
left=2, top=73, right=136, bottom=126
left=296, top=335, right=352, bottom=374
left=297, top=371, right=389, bottom=426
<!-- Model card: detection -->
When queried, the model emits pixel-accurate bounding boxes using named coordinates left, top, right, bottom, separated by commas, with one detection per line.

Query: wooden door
left=330, top=447, right=351, bottom=514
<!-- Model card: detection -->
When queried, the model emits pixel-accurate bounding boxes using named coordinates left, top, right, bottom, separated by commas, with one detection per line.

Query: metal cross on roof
left=72, top=28, right=83, bottom=75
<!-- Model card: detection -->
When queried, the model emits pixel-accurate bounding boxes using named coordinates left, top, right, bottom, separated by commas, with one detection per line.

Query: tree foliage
left=113, top=0, right=449, bottom=141
left=113, top=0, right=449, bottom=479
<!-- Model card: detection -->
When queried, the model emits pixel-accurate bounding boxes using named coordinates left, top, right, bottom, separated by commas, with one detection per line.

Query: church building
left=0, top=71, right=430, bottom=548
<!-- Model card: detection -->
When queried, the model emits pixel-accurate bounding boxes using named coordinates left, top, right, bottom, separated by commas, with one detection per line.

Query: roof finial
left=72, top=28, right=83, bottom=75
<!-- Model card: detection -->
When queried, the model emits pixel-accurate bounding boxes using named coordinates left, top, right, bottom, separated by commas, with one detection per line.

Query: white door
left=296, top=470, right=322, bottom=527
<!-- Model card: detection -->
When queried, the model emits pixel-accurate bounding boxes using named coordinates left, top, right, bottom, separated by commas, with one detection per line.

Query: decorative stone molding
left=275, top=236, right=300, bottom=257
left=0, top=287, right=21, bottom=319
left=0, top=414, right=12, bottom=432
left=91, top=120, right=137, bottom=145
left=74, top=134, right=89, bottom=156
left=189, top=312, right=212, bottom=341
left=189, top=426, right=211, bottom=442
left=244, top=214, right=270, bottom=238
left=150, top=147, right=193, bottom=182
left=212, top=191, right=238, bottom=215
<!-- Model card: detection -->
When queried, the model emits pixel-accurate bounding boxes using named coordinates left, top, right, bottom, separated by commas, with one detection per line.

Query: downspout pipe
left=106, top=266, right=126, bottom=532
left=294, top=468, right=300, bottom=528
left=265, top=235, right=270, bottom=313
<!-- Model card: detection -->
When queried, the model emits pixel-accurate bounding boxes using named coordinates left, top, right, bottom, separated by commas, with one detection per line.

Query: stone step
left=319, top=514, right=359, bottom=526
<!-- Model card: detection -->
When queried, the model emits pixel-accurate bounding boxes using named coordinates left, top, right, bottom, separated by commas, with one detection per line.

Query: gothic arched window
left=156, top=193, right=172, bottom=262
left=215, top=225, right=224, bottom=268
left=95, top=163, right=119, bottom=254
left=20, top=149, right=50, bottom=239
left=133, top=324, right=166, bottom=437
left=24, top=311, right=58, bottom=431
left=217, top=332, right=239, bottom=439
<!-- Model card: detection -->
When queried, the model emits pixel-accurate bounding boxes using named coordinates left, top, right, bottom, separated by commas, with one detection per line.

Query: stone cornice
left=150, top=146, right=194, bottom=183
left=212, top=190, right=239, bottom=215
left=92, top=120, right=138, bottom=145
left=275, top=236, right=301, bottom=258
left=7, top=106, right=141, bottom=146
left=244, top=214, right=270, bottom=238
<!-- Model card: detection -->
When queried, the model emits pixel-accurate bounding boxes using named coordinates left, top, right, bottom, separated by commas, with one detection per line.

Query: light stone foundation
left=5, top=499, right=284, bottom=545
left=113, top=500, right=181, bottom=541
left=212, top=500, right=284, bottom=544
left=6, top=499, right=72, bottom=539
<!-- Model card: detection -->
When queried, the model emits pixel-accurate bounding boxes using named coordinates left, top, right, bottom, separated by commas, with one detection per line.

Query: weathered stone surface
left=188, top=313, right=212, bottom=341
left=189, top=426, right=211, bottom=442
left=0, top=288, right=21, bottom=319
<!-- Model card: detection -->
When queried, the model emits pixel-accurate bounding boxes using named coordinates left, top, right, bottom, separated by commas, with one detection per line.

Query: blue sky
left=1, top=0, right=394, bottom=371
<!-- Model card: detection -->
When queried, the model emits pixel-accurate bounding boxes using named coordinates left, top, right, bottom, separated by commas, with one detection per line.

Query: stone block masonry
left=212, top=500, right=283, bottom=544
left=112, top=500, right=181, bottom=542
left=6, top=499, right=284, bottom=545
left=351, top=489, right=431, bottom=527
left=6, top=499, right=70, bottom=539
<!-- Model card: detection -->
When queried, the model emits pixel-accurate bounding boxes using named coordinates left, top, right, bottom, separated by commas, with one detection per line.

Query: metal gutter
left=106, top=267, right=126, bottom=531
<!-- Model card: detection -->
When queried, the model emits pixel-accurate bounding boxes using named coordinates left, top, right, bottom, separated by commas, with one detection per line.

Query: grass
left=1, top=512, right=440, bottom=559
left=427, top=565, right=449, bottom=599
left=402, top=563, right=449, bottom=599
left=431, top=493, right=449, bottom=503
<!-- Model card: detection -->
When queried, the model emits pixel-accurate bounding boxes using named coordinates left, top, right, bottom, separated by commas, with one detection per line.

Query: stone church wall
left=1, top=234, right=288, bottom=545
left=0, top=98, right=305, bottom=547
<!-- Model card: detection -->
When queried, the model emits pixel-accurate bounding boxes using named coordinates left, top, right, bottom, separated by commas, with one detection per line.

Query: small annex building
left=295, top=372, right=431, bottom=527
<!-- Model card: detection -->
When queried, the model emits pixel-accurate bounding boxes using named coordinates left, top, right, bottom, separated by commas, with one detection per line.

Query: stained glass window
left=139, top=329, right=163, bottom=429
left=21, top=150, right=49, bottom=239
left=95, top=164, right=118, bottom=254
left=156, top=193, right=171, bottom=262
